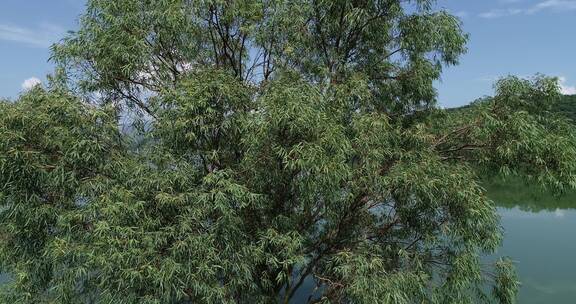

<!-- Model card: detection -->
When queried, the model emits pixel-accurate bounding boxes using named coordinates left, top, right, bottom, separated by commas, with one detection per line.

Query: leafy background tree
left=1, top=0, right=576, bottom=303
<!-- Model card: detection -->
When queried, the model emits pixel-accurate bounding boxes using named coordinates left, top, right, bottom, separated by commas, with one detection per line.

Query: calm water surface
left=487, top=180, right=576, bottom=303
left=496, top=207, right=576, bottom=303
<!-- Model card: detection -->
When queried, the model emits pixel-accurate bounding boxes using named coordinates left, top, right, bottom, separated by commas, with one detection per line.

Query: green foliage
left=2, top=1, right=576, bottom=303
left=0, top=88, right=120, bottom=302
left=441, top=76, right=576, bottom=191
left=550, top=93, right=576, bottom=122
left=152, top=69, right=253, bottom=166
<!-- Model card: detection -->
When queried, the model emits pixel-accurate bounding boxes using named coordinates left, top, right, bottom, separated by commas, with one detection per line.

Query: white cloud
left=480, top=0, right=576, bottom=18
left=533, top=0, right=576, bottom=11
left=558, top=77, right=576, bottom=95
left=500, top=0, right=523, bottom=3
left=21, top=77, right=42, bottom=91
left=479, top=8, right=524, bottom=18
left=0, top=23, right=65, bottom=48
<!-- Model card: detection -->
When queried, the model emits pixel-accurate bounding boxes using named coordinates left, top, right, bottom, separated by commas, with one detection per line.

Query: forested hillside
left=553, top=95, right=576, bottom=121
left=451, top=94, right=576, bottom=122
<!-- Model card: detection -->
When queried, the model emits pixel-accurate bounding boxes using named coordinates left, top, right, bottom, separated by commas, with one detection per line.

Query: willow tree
left=2, top=0, right=576, bottom=303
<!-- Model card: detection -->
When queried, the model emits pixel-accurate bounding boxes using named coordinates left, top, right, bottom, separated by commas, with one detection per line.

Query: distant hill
left=551, top=94, right=576, bottom=122
left=448, top=94, right=576, bottom=121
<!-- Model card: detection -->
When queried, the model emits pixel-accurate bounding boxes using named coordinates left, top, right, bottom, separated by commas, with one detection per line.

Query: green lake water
left=496, top=207, right=576, bottom=303
left=486, top=179, right=576, bottom=303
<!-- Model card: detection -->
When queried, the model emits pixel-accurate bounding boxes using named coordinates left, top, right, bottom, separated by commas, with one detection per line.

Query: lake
left=486, top=179, right=576, bottom=303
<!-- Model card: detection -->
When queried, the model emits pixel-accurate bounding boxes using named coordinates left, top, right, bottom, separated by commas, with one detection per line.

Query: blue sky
left=0, top=0, right=575, bottom=107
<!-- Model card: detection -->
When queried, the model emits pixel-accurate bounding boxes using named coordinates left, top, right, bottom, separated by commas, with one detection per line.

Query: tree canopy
left=2, top=1, right=576, bottom=303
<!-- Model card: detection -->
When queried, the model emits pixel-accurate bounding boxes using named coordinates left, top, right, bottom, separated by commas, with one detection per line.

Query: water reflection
left=486, top=177, right=576, bottom=304
left=484, top=177, right=576, bottom=211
